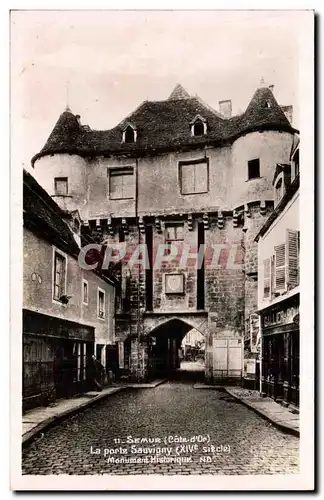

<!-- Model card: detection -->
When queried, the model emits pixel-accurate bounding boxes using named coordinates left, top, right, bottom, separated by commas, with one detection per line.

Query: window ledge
left=245, top=177, right=264, bottom=182
left=108, top=197, right=135, bottom=201
left=181, top=190, right=209, bottom=195
left=52, top=194, right=73, bottom=198
left=52, top=298, right=67, bottom=307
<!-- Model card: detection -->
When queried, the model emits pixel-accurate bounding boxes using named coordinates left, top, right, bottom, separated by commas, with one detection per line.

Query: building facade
left=23, top=170, right=116, bottom=410
left=31, top=81, right=298, bottom=383
left=256, top=141, right=300, bottom=408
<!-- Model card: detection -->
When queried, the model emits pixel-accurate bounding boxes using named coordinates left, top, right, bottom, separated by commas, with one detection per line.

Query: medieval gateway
left=31, top=81, right=298, bottom=384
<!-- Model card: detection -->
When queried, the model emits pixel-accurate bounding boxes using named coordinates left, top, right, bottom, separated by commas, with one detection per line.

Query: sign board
left=250, top=314, right=260, bottom=353
left=263, top=304, right=299, bottom=328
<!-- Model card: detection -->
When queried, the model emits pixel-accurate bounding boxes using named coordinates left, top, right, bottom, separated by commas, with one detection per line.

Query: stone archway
left=143, top=313, right=209, bottom=338
left=143, top=314, right=208, bottom=381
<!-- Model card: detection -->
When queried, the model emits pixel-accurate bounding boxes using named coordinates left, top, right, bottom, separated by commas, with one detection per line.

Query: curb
left=127, top=378, right=167, bottom=388
left=224, top=389, right=300, bottom=437
left=22, top=379, right=168, bottom=448
left=22, top=386, right=129, bottom=448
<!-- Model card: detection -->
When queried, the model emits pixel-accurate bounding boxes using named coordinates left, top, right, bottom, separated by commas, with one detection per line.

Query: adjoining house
left=23, top=170, right=117, bottom=410
left=255, top=139, right=300, bottom=409
left=30, top=81, right=298, bottom=384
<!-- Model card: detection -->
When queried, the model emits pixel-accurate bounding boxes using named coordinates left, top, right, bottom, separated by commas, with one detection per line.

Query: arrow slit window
left=97, top=288, right=106, bottom=319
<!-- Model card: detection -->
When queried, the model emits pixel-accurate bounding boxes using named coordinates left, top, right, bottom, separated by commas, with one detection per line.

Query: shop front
left=23, top=309, right=95, bottom=410
left=260, top=295, right=299, bottom=408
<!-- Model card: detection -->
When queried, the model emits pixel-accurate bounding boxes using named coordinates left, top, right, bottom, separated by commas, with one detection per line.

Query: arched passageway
left=147, top=318, right=206, bottom=382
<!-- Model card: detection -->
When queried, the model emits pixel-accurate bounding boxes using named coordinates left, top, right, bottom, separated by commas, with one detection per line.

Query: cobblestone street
left=22, top=381, right=299, bottom=475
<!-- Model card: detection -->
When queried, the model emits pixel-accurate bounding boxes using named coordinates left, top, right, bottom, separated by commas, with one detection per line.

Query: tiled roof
left=32, top=85, right=297, bottom=165
left=167, top=83, right=191, bottom=100
left=23, top=169, right=80, bottom=255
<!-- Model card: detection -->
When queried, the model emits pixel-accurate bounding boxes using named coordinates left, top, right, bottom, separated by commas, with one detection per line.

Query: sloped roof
left=32, top=85, right=297, bottom=165
left=23, top=169, right=80, bottom=256
left=168, top=83, right=191, bottom=100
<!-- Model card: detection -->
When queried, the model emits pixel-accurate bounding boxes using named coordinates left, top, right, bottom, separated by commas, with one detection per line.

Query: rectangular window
left=98, top=288, right=106, bottom=319
left=165, top=273, right=185, bottom=294
left=82, top=280, right=88, bottom=304
left=108, top=168, right=134, bottom=199
left=54, top=177, right=68, bottom=195
left=293, top=150, right=299, bottom=179
left=53, top=251, right=66, bottom=300
left=263, top=258, right=271, bottom=299
left=179, top=159, right=208, bottom=194
left=165, top=223, right=184, bottom=241
left=248, top=159, right=260, bottom=180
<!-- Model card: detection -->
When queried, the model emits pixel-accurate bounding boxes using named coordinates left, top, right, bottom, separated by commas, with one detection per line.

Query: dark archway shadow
left=147, top=318, right=206, bottom=384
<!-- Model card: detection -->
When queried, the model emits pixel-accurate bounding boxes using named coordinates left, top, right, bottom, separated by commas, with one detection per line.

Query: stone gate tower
left=32, top=81, right=298, bottom=383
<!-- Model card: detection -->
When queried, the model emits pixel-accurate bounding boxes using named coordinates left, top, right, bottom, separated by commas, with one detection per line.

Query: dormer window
left=265, top=101, right=272, bottom=109
left=193, top=121, right=204, bottom=136
left=122, top=123, right=137, bottom=144
left=190, top=115, right=207, bottom=137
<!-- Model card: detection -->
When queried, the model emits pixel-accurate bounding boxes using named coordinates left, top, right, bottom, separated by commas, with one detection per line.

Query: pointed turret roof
left=239, top=86, right=291, bottom=132
left=168, top=84, right=191, bottom=100
left=39, top=109, right=82, bottom=157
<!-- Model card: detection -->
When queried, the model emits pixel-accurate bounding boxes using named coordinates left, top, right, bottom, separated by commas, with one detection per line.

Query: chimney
left=219, top=100, right=232, bottom=118
left=269, top=84, right=275, bottom=94
left=281, top=105, right=293, bottom=124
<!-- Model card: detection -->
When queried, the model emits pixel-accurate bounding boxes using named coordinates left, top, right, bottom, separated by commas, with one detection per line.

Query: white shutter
left=181, top=164, right=195, bottom=194
left=263, top=258, right=271, bottom=298
left=194, top=162, right=208, bottom=193
left=274, top=243, right=286, bottom=291
left=286, top=229, right=299, bottom=289
left=122, top=171, right=134, bottom=198
left=109, top=173, right=123, bottom=199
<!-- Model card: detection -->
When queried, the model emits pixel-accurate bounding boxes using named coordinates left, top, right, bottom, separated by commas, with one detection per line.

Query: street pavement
left=22, top=377, right=299, bottom=475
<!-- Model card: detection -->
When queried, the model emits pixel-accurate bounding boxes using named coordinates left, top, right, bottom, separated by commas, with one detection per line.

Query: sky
left=11, top=10, right=303, bottom=172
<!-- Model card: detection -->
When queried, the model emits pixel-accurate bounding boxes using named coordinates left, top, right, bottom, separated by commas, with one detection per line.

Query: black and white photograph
left=10, top=9, right=314, bottom=491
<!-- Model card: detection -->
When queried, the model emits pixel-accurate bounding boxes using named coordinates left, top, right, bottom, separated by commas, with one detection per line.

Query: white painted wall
left=257, top=190, right=299, bottom=310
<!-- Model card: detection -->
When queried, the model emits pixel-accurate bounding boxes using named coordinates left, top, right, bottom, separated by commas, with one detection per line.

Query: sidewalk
left=224, top=387, right=299, bottom=437
left=22, top=379, right=166, bottom=446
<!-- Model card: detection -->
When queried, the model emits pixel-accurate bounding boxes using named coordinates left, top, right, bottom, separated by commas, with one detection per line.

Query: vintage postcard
left=10, top=9, right=314, bottom=491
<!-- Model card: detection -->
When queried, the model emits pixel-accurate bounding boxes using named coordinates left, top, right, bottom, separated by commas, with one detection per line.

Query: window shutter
left=109, top=173, right=123, bottom=199
left=274, top=243, right=286, bottom=291
left=270, top=256, right=275, bottom=298
left=286, top=229, right=299, bottom=289
left=263, top=258, right=271, bottom=298
left=194, top=162, right=208, bottom=193
left=122, top=172, right=134, bottom=199
left=181, top=164, right=195, bottom=194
